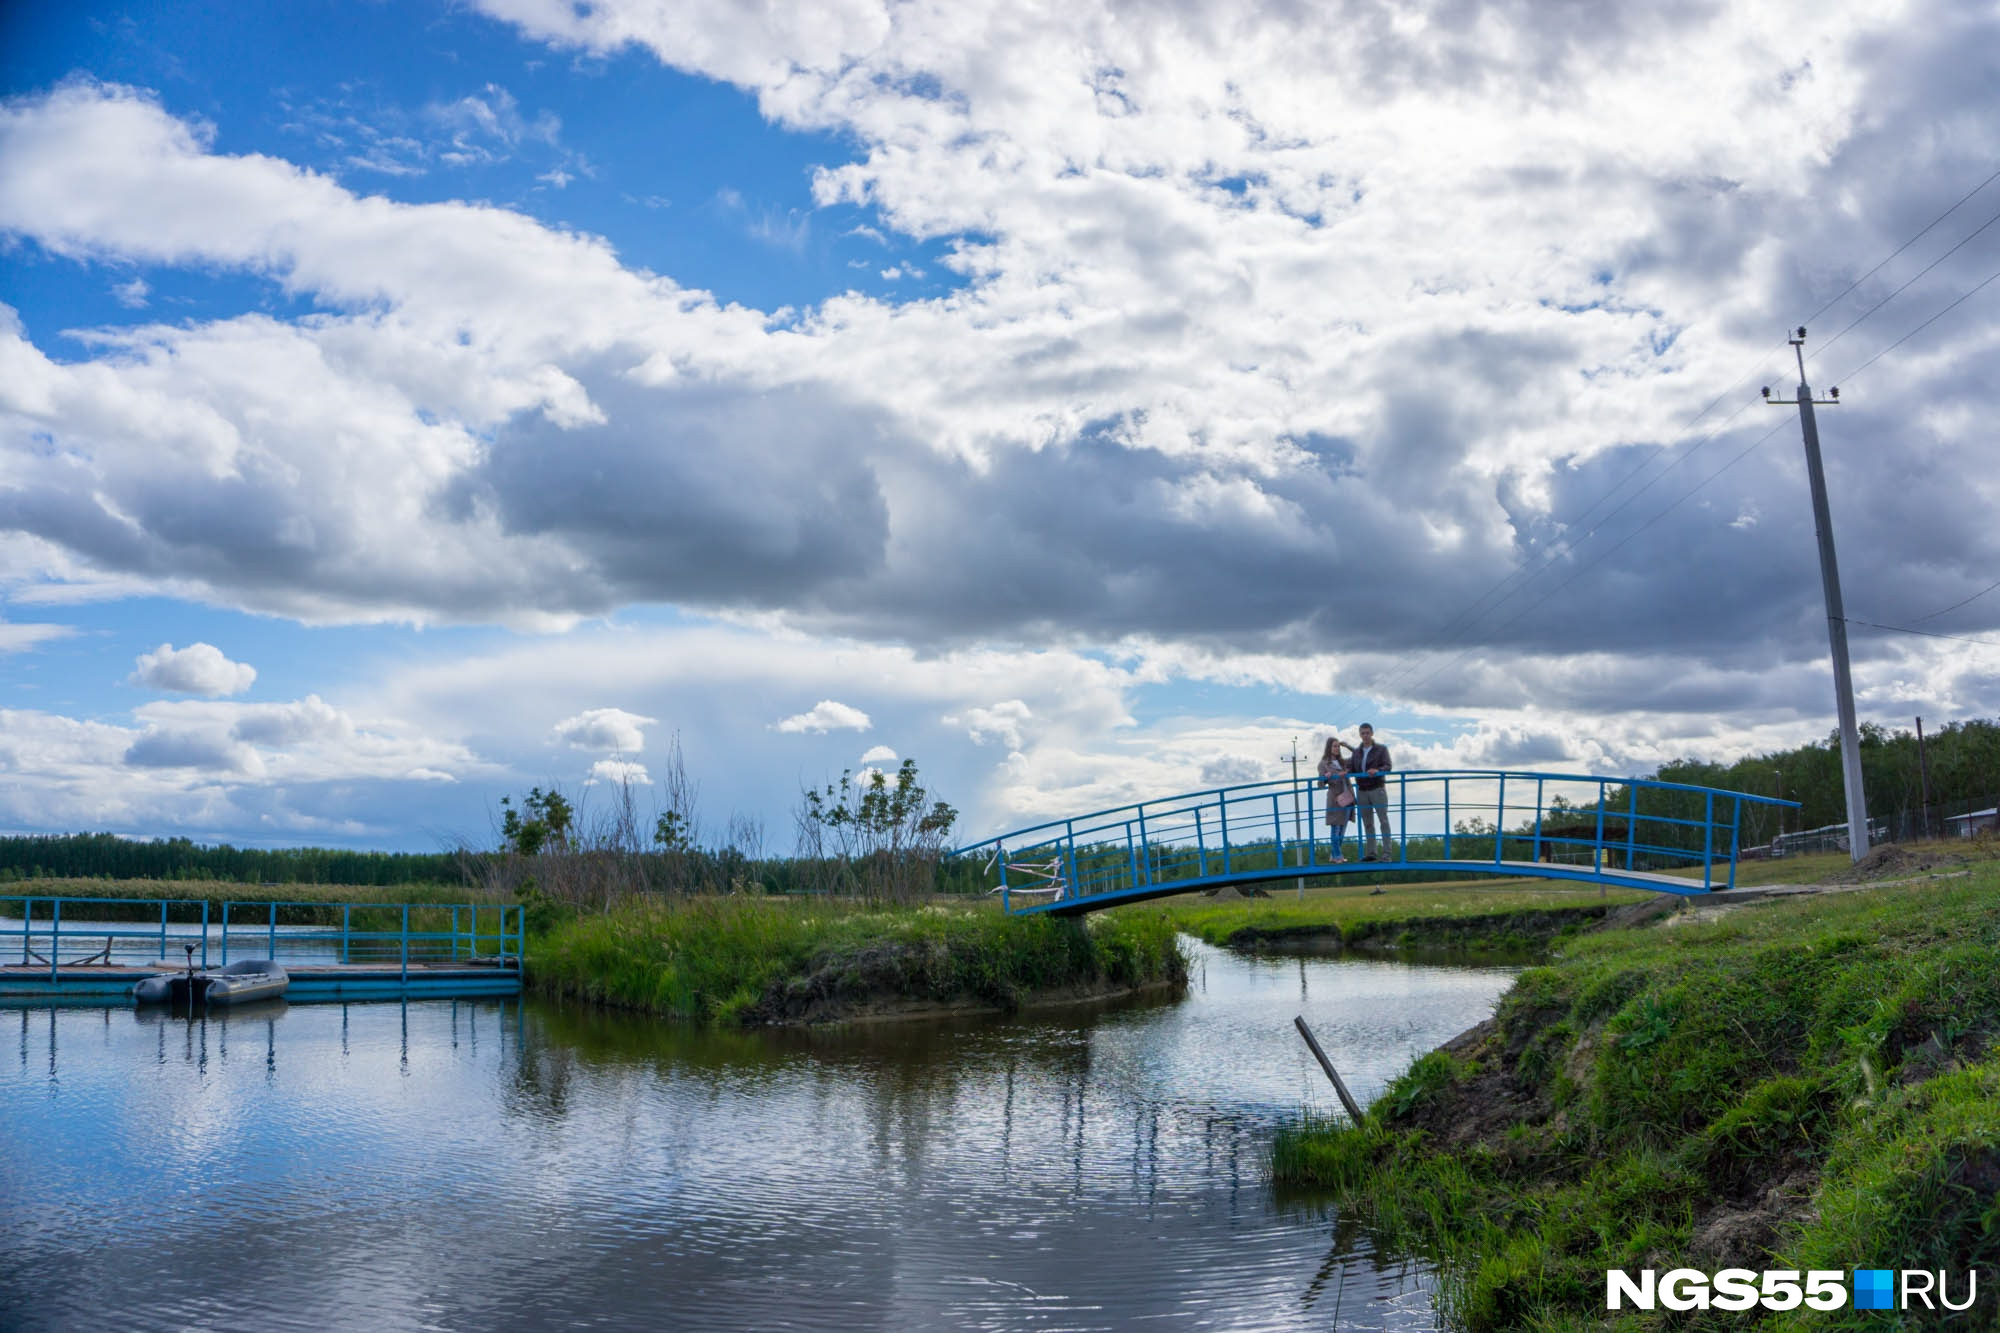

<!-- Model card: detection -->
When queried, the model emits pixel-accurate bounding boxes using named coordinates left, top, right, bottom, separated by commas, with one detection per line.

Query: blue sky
left=4, top=2, right=964, bottom=330
left=2, top=0, right=1998, bottom=852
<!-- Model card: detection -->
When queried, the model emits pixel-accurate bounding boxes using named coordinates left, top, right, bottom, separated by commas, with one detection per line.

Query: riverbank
left=526, top=895, right=1188, bottom=1025
left=1270, top=842, right=2000, bottom=1330
left=1169, top=880, right=1653, bottom=957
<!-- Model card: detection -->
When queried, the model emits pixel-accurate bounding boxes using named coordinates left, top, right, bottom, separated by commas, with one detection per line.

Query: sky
left=1, top=0, right=1997, bottom=855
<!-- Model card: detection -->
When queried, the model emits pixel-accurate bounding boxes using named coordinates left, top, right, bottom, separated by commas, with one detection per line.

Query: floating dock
left=1, top=894, right=525, bottom=1004
left=0, top=959, right=522, bottom=1002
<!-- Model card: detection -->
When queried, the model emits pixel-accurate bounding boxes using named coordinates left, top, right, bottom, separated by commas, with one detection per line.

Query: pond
left=0, top=938, right=1513, bottom=1331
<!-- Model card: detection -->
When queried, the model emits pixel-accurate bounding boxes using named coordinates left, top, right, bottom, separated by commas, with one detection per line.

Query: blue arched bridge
left=953, top=770, right=1797, bottom=916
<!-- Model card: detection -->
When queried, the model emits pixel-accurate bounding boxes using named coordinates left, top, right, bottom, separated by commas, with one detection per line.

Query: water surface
left=1, top=939, right=1511, bottom=1331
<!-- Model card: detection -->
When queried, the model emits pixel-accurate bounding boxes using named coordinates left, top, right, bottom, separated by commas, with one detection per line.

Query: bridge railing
left=953, top=770, right=1796, bottom=911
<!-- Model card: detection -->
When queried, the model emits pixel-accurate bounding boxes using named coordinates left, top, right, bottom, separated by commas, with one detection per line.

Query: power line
left=1346, top=169, right=2000, bottom=713
left=1908, top=575, right=2000, bottom=626
left=1386, top=240, right=2000, bottom=703
left=1806, top=193, right=2000, bottom=364
left=1379, top=194, right=2000, bottom=707
left=1323, top=164, right=2000, bottom=726
left=1831, top=256, right=2000, bottom=385
left=1800, top=164, right=2000, bottom=334
left=1477, top=243, right=2000, bottom=669
left=1844, top=618, right=2000, bottom=649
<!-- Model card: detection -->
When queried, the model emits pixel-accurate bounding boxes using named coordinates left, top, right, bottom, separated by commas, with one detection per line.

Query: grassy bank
left=527, top=896, right=1189, bottom=1025
left=1168, top=880, right=1653, bottom=956
left=1271, top=847, right=2000, bottom=1330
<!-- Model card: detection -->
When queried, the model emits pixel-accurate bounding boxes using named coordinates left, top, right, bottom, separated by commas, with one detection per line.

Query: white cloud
left=126, top=694, right=467, bottom=782
left=747, top=208, right=808, bottom=250
left=773, top=699, right=871, bottom=733
left=551, top=706, right=656, bottom=752
left=112, top=277, right=149, bottom=308
left=5, top=43, right=1981, bottom=714
left=227, top=695, right=350, bottom=746
left=587, top=758, right=651, bottom=785
left=364, top=622, right=1137, bottom=836
left=0, top=694, right=480, bottom=839
left=424, top=84, right=559, bottom=165
left=948, top=699, right=1033, bottom=751
left=278, top=81, right=568, bottom=180
left=125, top=728, right=263, bottom=776
left=129, top=642, right=257, bottom=696
left=1199, top=754, right=1268, bottom=787
left=858, top=744, right=897, bottom=764
left=0, top=617, right=73, bottom=653
left=6, top=55, right=1996, bottom=698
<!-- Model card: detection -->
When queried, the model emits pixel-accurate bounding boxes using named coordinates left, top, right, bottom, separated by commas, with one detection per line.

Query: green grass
left=1271, top=855, right=2000, bottom=1330
left=1708, top=849, right=1856, bottom=886
left=1159, top=849, right=1894, bottom=955
left=1162, top=879, right=1653, bottom=953
left=526, top=895, right=1188, bottom=1025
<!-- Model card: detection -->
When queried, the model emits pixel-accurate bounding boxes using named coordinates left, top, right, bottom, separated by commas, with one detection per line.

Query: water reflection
left=1, top=939, right=1510, bottom=1331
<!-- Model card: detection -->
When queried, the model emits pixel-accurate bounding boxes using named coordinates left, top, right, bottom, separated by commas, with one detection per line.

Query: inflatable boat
left=133, top=959, right=289, bottom=1006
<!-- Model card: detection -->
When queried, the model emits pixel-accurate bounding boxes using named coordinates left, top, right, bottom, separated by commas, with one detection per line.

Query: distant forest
left=0, top=833, right=475, bottom=887
left=0, top=716, right=1993, bottom=885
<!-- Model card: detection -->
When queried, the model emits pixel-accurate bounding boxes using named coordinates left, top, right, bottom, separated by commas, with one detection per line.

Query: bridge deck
left=1017, top=858, right=1709, bottom=915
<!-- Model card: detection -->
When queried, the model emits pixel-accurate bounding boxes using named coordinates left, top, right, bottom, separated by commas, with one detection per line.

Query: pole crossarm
left=954, top=770, right=1798, bottom=916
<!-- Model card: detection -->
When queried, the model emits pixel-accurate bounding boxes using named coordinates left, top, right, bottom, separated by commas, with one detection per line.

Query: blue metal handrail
left=952, top=769, right=1798, bottom=915
left=0, top=896, right=523, bottom=982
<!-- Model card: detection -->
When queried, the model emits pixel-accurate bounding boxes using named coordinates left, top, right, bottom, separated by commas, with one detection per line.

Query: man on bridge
left=1348, top=723, right=1394, bottom=861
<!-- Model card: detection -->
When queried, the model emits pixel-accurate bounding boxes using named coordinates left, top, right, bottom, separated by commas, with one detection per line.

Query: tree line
left=1566, top=716, right=2000, bottom=855
left=0, top=831, right=475, bottom=886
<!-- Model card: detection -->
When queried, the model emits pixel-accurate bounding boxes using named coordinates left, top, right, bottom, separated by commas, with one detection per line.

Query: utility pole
left=1281, top=736, right=1306, bottom=898
left=1766, top=327, right=1868, bottom=863
left=1916, top=716, right=1934, bottom=841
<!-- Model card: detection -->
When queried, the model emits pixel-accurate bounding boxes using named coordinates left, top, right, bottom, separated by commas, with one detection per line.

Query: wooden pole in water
left=1294, top=1015, right=1364, bottom=1123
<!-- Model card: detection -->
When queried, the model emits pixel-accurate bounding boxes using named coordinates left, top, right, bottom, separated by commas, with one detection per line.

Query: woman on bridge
left=1317, top=737, right=1354, bottom=862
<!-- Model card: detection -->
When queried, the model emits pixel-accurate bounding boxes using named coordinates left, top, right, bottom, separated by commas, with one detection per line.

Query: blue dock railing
left=953, top=769, right=1797, bottom=914
left=0, top=896, right=524, bottom=983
